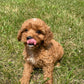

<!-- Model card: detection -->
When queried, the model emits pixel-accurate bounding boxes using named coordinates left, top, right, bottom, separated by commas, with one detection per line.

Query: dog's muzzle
left=27, top=37, right=37, bottom=48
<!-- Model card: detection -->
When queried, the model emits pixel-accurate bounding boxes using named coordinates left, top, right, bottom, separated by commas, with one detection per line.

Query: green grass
left=0, top=0, right=84, bottom=84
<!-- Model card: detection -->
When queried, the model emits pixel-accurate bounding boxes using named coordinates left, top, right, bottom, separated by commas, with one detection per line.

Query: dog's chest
left=26, top=50, right=51, bottom=67
left=27, top=51, right=36, bottom=64
left=27, top=53, right=43, bottom=66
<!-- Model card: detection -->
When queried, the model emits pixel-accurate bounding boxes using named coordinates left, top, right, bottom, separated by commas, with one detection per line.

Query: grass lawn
left=0, top=0, right=84, bottom=84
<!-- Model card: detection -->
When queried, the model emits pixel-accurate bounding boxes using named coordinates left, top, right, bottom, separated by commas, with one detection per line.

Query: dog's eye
left=36, top=30, right=42, bottom=34
left=24, top=29, right=28, bottom=32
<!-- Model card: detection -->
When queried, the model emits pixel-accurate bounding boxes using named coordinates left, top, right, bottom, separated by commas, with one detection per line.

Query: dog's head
left=17, top=18, right=53, bottom=49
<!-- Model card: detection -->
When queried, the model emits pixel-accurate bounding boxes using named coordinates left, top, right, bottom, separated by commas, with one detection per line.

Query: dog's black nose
left=27, top=36, right=32, bottom=40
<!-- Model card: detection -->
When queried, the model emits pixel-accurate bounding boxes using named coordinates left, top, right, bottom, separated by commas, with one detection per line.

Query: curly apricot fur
left=17, top=18, right=64, bottom=84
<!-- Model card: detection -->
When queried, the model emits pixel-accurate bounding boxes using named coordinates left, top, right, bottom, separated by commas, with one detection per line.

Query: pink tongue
left=27, top=39, right=37, bottom=45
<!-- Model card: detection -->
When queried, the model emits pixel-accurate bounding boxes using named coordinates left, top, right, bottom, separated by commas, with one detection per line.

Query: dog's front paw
left=20, top=77, right=29, bottom=84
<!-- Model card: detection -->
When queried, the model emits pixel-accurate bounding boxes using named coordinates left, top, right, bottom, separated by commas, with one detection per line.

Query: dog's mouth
left=27, top=39, right=37, bottom=48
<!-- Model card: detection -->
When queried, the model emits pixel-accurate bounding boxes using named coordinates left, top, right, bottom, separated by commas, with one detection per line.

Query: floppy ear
left=17, top=29, right=22, bottom=41
left=17, top=23, right=32, bottom=41
left=44, top=26, right=53, bottom=46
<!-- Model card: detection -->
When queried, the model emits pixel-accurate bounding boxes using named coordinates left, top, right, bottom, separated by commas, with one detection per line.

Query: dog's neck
left=24, top=45, right=39, bottom=64
left=28, top=50, right=34, bottom=56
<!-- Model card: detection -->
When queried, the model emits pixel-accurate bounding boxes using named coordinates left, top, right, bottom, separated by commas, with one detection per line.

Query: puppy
left=17, top=18, right=64, bottom=84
